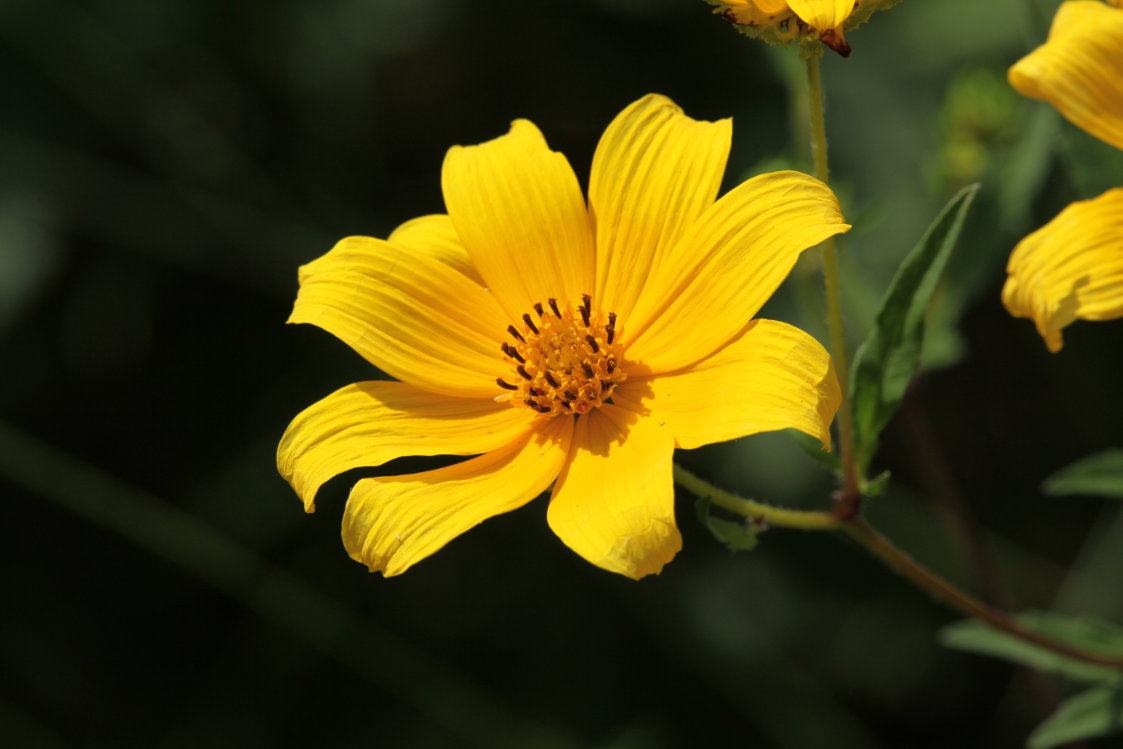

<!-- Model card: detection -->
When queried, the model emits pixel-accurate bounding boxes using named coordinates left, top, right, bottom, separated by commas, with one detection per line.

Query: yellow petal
left=614, top=319, right=840, bottom=450
left=1008, top=1, right=1123, bottom=151
left=387, top=214, right=484, bottom=284
left=277, top=381, right=535, bottom=512
left=290, top=236, right=509, bottom=398
left=787, top=0, right=856, bottom=29
left=1002, top=187, right=1123, bottom=352
left=442, top=120, right=595, bottom=321
left=626, top=171, right=849, bottom=374
left=589, top=94, right=731, bottom=324
left=342, top=414, right=573, bottom=576
left=547, top=405, right=680, bottom=579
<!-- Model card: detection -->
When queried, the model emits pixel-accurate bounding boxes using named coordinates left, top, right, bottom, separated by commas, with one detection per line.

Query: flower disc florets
left=496, top=294, right=626, bottom=416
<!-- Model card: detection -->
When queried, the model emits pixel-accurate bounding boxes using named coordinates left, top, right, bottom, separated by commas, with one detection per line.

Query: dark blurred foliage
left=3, top=0, right=1123, bottom=747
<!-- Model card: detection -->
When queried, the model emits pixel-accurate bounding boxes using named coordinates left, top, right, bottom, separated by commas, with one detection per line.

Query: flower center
left=495, top=294, right=626, bottom=416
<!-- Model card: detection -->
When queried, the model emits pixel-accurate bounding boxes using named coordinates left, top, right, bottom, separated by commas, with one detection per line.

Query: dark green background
left=4, top=0, right=1123, bottom=746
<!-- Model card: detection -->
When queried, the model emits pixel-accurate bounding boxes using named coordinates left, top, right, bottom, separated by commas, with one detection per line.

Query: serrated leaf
left=940, top=611, right=1123, bottom=685
left=849, top=184, right=979, bottom=472
left=1029, top=686, right=1123, bottom=749
left=1043, top=450, right=1123, bottom=500
left=694, top=498, right=759, bottom=552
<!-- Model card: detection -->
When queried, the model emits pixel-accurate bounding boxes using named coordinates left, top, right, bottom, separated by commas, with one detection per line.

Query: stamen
left=585, top=335, right=599, bottom=353
left=579, top=296, right=591, bottom=327
left=534, top=302, right=545, bottom=317
left=497, top=378, right=518, bottom=390
left=517, top=365, right=532, bottom=380
left=522, top=314, right=539, bottom=335
left=507, top=325, right=525, bottom=343
left=544, top=371, right=560, bottom=388
left=529, top=387, right=545, bottom=396
left=581, top=363, right=595, bottom=378
left=564, top=390, right=578, bottom=401
left=606, top=313, right=617, bottom=344
left=502, top=343, right=525, bottom=363
left=606, top=356, right=616, bottom=374
left=548, top=298, right=561, bottom=318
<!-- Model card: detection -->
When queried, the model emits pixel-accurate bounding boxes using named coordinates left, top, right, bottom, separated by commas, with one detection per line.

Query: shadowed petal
left=1009, top=0, right=1123, bottom=151
left=614, top=319, right=839, bottom=450
left=626, top=171, right=849, bottom=374
left=589, top=94, right=731, bottom=323
left=442, top=120, right=594, bottom=320
left=388, top=214, right=484, bottom=284
left=343, top=415, right=573, bottom=576
left=290, top=236, right=509, bottom=398
left=278, top=381, right=535, bottom=512
left=1002, top=188, right=1123, bottom=352
left=548, top=406, right=680, bottom=579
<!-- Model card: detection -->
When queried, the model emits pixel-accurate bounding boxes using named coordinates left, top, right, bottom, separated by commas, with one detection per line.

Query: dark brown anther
left=579, top=305, right=590, bottom=327
left=501, top=343, right=525, bottom=363
left=524, top=397, right=539, bottom=410
left=534, top=302, right=544, bottom=317
left=517, top=365, right=532, bottom=380
left=561, top=401, right=572, bottom=410
left=606, top=312, right=617, bottom=344
left=606, top=356, right=616, bottom=374
left=496, top=378, right=518, bottom=391
left=522, top=313, right=539, bottom=335
left=585, top=335, right=599, bottom=353
left=507, top=325, right=525, bottom=343
left=529, top=387, right=545, bottom=397
left=544, top=371, right=560, bottom=388
left=579, top=294, right=592, bottom=327
left=548, top=298, right=561, bottom=318
left=564, top=390, right=578, bottom=402
left=581, top=363, right=595, bottom=378
left=600, top=380, right=613, bottom=392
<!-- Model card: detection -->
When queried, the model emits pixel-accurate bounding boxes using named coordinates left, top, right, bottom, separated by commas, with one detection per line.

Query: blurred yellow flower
left=277, top=94, right=847, bottom=579
left=1003, top=1, right=1123, bottom=351
left=713, top=0, right=901, bottom=56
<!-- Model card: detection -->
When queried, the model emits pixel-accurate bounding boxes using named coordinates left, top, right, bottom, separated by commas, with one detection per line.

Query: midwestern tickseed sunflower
left=1003, top=1, right=1123, bottom=352
left=710, top=0, right=902, bottom=56
left=277, top=94, right=848, bottom=579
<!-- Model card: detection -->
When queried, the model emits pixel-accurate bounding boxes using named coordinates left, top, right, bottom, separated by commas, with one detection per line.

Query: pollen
left=495, top=294, right=626, bottom=417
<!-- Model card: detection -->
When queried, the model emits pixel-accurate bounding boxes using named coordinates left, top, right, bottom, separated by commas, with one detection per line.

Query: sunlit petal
left=442, top=120, right=595, bottom=320
left=1002, top=188, right=1123, bottom=352
left=787, top=0, right=856, bottom=29
left=1009, top=0, right=1123, bottom=151
left=590, top=94, right=731, bottom=323
left=626, top=170, right=849, bottom=373
left=614, top=319, right=839, bottom=450
left=548, top=406, right=680, bottom=579
left=290, top=236, right=508, bottom=398
left=343, top=415, right=573, bottom=576
left=278, top=381, right=535, bottom=512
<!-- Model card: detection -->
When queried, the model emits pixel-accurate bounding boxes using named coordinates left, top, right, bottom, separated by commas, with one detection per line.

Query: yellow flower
left=277, top=94, right=847, bottom=579
left=712, top=0, right=901, bottom=56
left=1003, top=1, right=1123, bottom=351
left=1008, top=0, right=1123, bottom=151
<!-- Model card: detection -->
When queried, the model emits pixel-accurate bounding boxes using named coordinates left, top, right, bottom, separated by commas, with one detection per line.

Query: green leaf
left=786, top=429, right=842, bottom=473
left=1043, top=450, right=1123, bottom=500
left=862, top=470, right=891, bottom=497
left=694, top=498, right=760, bottom=552
left=939, top=611, right=1123, bottom=686
left=1029, top=687, right=1123, bottom=749
left=849, top=184, right=979, bottom=472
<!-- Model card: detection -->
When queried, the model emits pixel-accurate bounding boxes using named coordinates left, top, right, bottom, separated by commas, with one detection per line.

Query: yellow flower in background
left=1003, top=1, right=1123, bottom=351
left=712, top=0, right=901, bottom=56
left=1008, top=0, right=1123, bottom=151
left=277, top=94, right=847, bottom=579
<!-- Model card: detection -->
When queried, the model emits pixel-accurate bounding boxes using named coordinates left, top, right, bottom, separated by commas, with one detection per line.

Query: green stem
left=805, top=53, right=861, bottom=518
left=674, top=464, right=1123, bottom=670
left=674, top=464, right=841, bottom=531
